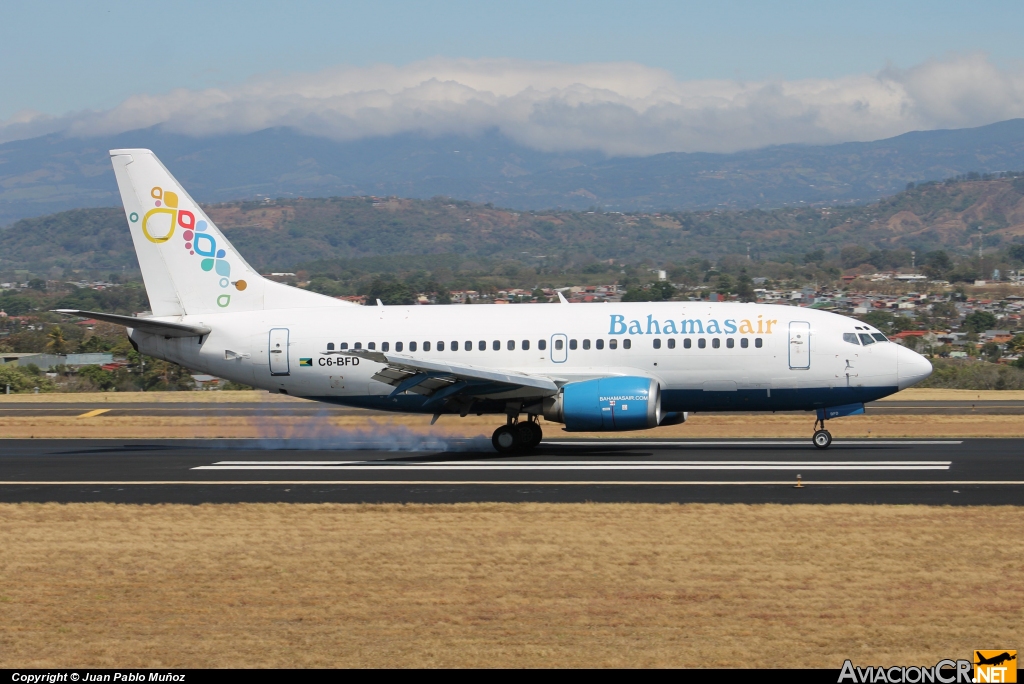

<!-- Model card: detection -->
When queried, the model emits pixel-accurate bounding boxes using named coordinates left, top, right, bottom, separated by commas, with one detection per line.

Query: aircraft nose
left=896, top=345, right=933, bottom=390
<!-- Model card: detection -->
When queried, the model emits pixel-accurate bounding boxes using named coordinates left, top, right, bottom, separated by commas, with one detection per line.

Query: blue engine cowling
left=543, top=376, right=661, bottom=431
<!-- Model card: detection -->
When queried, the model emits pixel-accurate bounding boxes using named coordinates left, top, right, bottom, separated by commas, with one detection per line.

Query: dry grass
left=3, top=387, right=1024, bottom=439
left=0, top=503, right=1020, bottom=668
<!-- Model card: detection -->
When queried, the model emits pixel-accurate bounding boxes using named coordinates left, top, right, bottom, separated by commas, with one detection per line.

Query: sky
left=3, top=0, right=1024, bottom=154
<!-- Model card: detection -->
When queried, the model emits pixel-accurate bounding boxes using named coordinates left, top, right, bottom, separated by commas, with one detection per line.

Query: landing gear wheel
left=812, top=429, right=832, bottom=449
left=492, top=425, right=520, bottom=454
left=517, top=421, right=543, bottom=449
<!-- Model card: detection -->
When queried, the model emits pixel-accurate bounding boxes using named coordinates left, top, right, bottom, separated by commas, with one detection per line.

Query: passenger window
left=327, top=342, right=335, bottom=351
left=698, top=338, right=707, bottom=349
left=569, top=339, right=577, bottom=350
left=844, top=333, right=860, bottom=345
left=465, top=340, right=472, bottom=351
left=523, top=340, right=530, bottom=351
left=340, top=342, right=349, bottom=350
left=859, top=334, right=875, bottom=346
left=596, top=339, right=604, bottom=350
left=712, top=338, right=721, bottom=349
left=382, top=342, right=389, bottom=352
left=396, top=342, right=403, bottom=352
left=478, top=340, right=486, bottom=351
left=727, top=338, right=735, bottom=348
left=423, top=341, right=431, bottom=352
left=410, top=341, right=418, bottom=352
left=538, top=340, right=547, bottom=351
left=507, top=340, right=515, bottom=350
left=653, top=339, right=661, bottom=349
left=583, top=339, right=591, bottom=350
left=609, top=339, right=618, bottom=350
left=355, top=342, right=363, bottom=350
left=872, top=333, right=888, bottom=342
left=368, top=342, right=376, bottom=350
left=623, top=339, right=632, bottom=350
left=740, top=338, right=748, bottom=348
left=437, top=341, right=444, bottom=351
left=555, top=339, right=564, bottom=351
left=683, top=338, right=691, bottom=349
left=492, top=340, right=500, bottom=351
left=667, top=338, right=676, bottom=349
left=755, top=338, right=763, bottom=348
left=452, top=341, right=458, bottom=351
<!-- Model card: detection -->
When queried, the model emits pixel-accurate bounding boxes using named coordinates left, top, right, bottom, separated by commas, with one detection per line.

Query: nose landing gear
left=812, top=416, right=832, bottom=449
left=492, top=416, right=543, bottom=453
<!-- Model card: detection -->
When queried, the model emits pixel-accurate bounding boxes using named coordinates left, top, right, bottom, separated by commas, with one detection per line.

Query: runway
left=1, top=438, right=1021, bottom=504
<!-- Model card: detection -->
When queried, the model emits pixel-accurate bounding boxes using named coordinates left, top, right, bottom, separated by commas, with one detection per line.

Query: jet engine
left=543, top=377, right=661, bottom=431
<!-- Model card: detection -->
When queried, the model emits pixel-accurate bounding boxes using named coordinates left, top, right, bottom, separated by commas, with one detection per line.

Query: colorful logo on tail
left=129, top=186, right=247, bottom=308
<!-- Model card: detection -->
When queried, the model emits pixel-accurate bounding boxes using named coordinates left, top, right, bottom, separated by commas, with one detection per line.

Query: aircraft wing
left=335, top=349, right=559, bottom=402
left=53, top=310, right=212, bottom=338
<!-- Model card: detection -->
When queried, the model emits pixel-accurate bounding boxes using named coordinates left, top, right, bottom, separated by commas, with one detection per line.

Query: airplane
left=975, top=652, right=1016, bottom=667
left=55, top=149, right=934, bottom=452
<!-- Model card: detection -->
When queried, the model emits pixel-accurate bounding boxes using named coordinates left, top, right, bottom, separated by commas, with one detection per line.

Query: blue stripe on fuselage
left=305, top=385, right=898, bottom=414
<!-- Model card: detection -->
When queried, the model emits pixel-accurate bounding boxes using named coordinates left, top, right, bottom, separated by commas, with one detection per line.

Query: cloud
left=4, top=54, right=1024, bottom=155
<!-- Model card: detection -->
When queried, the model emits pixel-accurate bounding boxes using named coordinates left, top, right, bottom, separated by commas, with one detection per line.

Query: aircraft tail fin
left=109, top=149, right=348, bottom=316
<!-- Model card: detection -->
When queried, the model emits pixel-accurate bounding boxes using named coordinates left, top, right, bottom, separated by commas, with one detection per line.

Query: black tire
left=492, top=425, right=520, bottom=454
left=517, top=421, right=543, bottom=448
left=812, top=429, right=832, bottom=449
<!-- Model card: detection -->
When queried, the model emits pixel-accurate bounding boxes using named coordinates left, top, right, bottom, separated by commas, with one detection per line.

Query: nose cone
left=896, top=345, right=933, bottom=390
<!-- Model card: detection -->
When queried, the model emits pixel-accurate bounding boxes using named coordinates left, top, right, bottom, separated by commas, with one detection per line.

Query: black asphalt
left=1, top=438, right=1021, bottom=505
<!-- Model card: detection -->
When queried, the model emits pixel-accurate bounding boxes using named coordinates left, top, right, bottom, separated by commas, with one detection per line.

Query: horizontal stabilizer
left=53, top=310, right=211, bottom=338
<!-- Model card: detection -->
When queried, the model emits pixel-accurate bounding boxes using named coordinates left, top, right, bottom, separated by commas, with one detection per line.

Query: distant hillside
left=3, top=175, right=1024, bottom=275
left=5, top=119, right=1024, bottom=224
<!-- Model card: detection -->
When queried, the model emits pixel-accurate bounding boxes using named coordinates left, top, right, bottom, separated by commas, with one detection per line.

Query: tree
left=46, top=327, right=68, bottom=355
left=962, top=311, right=997, bottom=333
left=77, top=365, right=116, bottom=391
left=735, top=272, right=756, bottom=302
left=366, top=277, right=416, bottom=305
left=1009, top=334, right=1024, bottom=355
left=803, top=249, right=825, bottom=264
left=922, top=251, right=952, bottom=279
left=1007, top=244, right=1024, bottom=264
left=840, top=245, right=871, bottom=269
left=981, top=342, right=1002, bottom=363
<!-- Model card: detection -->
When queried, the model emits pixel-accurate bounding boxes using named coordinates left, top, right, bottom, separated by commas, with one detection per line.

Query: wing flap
left=339, top=350, right=559, bottom=396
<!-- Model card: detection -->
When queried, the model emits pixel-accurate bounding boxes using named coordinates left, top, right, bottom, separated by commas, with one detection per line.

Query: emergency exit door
left=269, top=328, right=290, bottom=376
left=788, top=321, right=810, bottom=369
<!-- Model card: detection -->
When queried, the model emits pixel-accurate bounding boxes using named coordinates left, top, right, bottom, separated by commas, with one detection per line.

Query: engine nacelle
left=543, top=376, right=661, bottom=431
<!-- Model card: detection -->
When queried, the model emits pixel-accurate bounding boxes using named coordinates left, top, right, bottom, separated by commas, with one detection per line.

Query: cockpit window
left=843, top=333, right=860, bottom=345
left=859, top=333, right=876, bottom=346
left=871, top=333, right=888, bottom=342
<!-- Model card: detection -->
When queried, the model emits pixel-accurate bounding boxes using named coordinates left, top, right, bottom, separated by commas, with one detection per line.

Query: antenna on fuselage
left=376, top=299, right=384, bottom=307
left=557, top=291, right=569, bottom=304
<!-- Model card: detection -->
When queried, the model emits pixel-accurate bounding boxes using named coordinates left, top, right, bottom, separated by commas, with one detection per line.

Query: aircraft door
left=550, top=333, right=568, bottom=363
left=269, top=328, right=290, bottom=376
left=788, top=321, right=810, bottom=370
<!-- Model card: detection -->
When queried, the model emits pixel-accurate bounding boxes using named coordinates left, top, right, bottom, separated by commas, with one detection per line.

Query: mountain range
left=4, top=175, right=1023, bottom=276
left=5, top=119, right=1024, bottom=225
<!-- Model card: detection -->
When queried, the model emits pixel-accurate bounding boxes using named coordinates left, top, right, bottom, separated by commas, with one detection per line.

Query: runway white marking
left=195, top=460, right=951, bottom=471
left=543, top=440, right=963, bottom=446
left=2, top=480, right=1021, bottom=486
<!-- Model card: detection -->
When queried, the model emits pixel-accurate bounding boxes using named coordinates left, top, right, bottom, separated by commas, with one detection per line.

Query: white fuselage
left=130, top=301, right=931, bottom=415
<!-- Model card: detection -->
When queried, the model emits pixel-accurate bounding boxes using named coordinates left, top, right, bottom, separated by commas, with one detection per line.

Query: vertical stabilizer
left=110, top=149, right=345, bottom=316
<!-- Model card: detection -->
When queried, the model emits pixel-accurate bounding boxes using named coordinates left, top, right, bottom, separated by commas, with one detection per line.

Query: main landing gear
left=492, top=416, right=543, bottom=454
left=812, top=416, right=832, bottom=449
